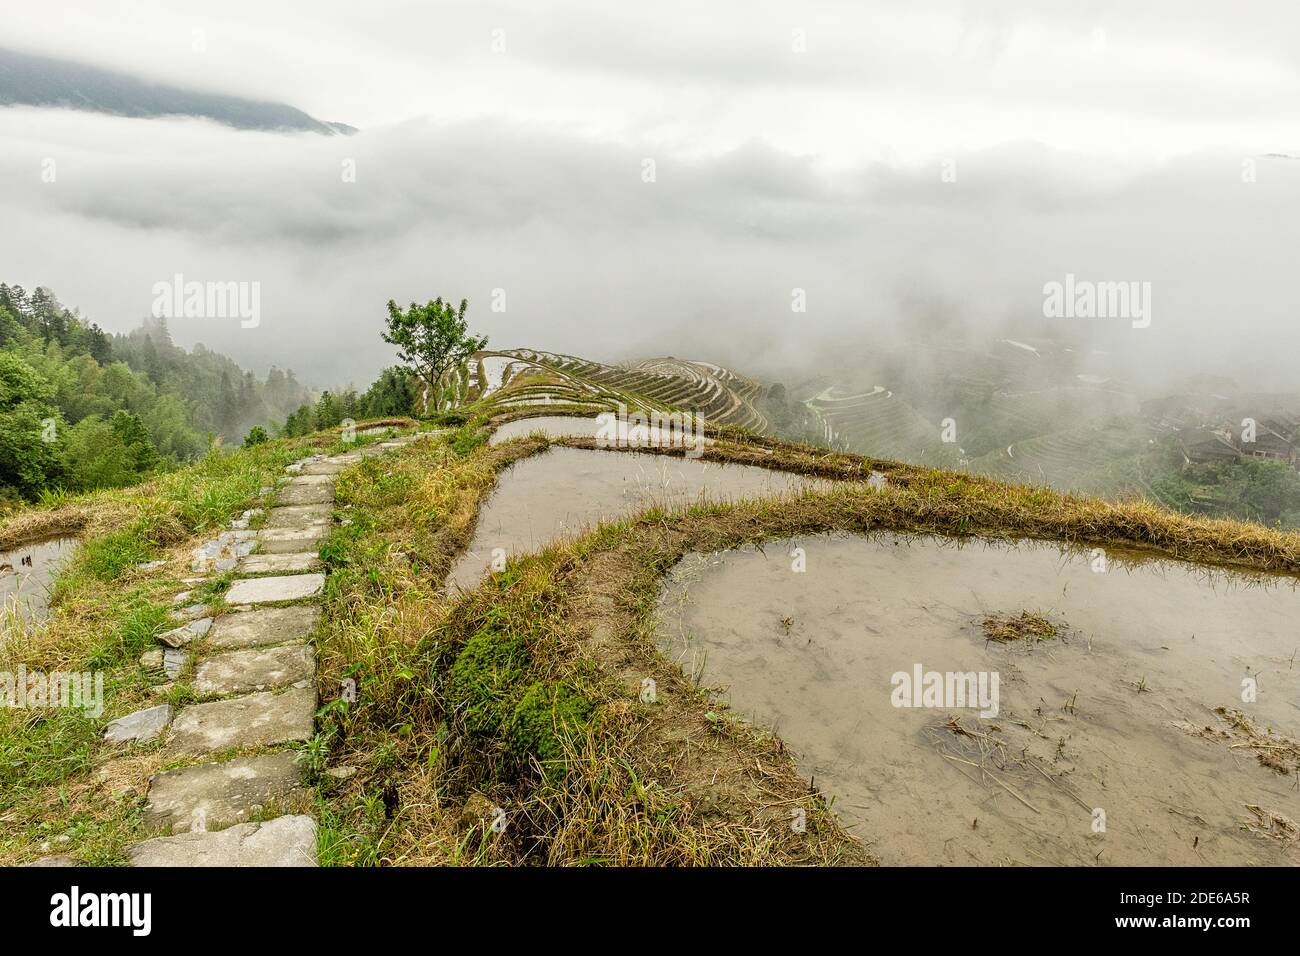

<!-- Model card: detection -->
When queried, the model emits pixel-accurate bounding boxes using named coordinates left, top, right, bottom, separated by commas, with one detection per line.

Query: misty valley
left=1, top=6, right=1295, bottom=928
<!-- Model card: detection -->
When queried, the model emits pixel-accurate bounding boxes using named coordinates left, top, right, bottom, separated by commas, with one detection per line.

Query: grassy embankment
left=309, top=406, right=1300, bottom=866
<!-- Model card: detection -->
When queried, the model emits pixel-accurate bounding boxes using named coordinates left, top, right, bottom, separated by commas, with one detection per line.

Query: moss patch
left=506, top=681, right=593, bottom=770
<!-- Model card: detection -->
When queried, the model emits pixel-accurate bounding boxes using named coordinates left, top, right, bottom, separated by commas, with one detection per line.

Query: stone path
left=102, top=431, right=431, bottom=867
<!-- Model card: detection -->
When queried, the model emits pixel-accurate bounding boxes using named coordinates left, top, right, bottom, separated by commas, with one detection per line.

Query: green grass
left=0, top=425, right=327, bottom=865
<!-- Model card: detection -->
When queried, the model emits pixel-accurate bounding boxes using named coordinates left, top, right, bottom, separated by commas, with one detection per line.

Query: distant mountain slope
left=0, top=47, right=356, bottom=134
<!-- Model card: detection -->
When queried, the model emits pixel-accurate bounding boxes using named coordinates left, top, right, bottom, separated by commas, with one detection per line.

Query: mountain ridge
left=0, top=47, right=356, bottom=134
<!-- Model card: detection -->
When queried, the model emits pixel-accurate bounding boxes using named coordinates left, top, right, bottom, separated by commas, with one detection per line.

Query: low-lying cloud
left=1, top=102, right=1298, bottom=392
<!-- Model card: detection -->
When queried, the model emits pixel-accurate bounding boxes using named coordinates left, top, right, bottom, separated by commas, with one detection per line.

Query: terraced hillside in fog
left=442, top=349, right=774, bottom=432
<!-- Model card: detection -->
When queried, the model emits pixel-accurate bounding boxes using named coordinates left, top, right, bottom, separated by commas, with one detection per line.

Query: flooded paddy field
left=489, top=414, right=711, bottom=448
left=489, top=415, right=604, bottom=444
left=656, top=533, right=1300, bottom=865
left=0, top=536, right=79, bottom=626
left=447, top=446, right=832, bottom=590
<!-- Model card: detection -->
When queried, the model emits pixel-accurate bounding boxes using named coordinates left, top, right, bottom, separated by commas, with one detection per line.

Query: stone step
left=262, top=504, right=332, bottom=528
left=287, top=473, right=336, bottom=485
left=257, top=528, right=328, bottom=554
left=207, top=605, right=320, bottom=651
left=129, top=815, right=317, bottom=866
left=300, top=461, right=348, bottom=475
left=144, top=752, right=308, bottom=833
left=194, top=644, right=315, bottom=697
left=237, top=552, right=322, bottom=574
left=166, top=687, right=316, bottom=756
left=276, top=476, right=336, bottom=506
left=224, top=573, right=325, bottom=605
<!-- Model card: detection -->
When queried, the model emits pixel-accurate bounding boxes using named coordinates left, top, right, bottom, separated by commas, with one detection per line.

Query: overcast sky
left=2, top=1, right=1298, bottom=389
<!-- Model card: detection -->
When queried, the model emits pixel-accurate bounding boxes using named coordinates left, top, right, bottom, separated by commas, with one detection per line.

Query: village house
left=1179, top=429, right=1240, bottom=467
left=1237, top=417, right=1299, bottom=465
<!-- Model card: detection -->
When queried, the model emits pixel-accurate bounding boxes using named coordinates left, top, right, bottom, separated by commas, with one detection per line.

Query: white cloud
left=2, top=1, right=1298, bottom=389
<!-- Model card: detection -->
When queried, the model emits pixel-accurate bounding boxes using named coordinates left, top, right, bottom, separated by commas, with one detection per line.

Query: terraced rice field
left=804, top=385, right=955, bottom=464
left=656, top=533, right=1300, bottom=866
left=446, top=446, right=834, bottom=589
left=464, top=350, right=773, bottom=432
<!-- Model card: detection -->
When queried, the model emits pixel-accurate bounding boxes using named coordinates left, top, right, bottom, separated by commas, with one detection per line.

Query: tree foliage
left=0, top=282, right=313, bottom=504
left=280, top=366, right=421, bottom=437
left=381, top=297, right=487, bottom=397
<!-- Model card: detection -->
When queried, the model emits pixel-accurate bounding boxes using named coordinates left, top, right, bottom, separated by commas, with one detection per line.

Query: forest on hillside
left=0, top=283, right=313, bottom=505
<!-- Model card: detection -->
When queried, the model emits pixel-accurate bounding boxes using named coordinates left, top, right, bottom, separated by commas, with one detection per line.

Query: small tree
left=243, top=425, right=269, bottom=447
left=382, top=297, right=487, bottom=409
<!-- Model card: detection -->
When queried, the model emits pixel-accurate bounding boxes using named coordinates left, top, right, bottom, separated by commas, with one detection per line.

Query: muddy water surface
left=448, top=447, right=833, bottom=590
left=656, top=533, right=1300, bottom=865
left=489, top=416, right=602, bottom=443
left=1, top=536, right=79, bottom=624
left=490, top=414, right=711, bottom=448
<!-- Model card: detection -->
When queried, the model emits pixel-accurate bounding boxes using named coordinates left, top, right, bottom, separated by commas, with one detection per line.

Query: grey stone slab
left=144, top=752, right=307, bottom=832
left=270, top=523, right=330, bottom=537
left=129, top=814, right=317, bottom=866
left=224, top=574, right=324, bottom=605
left=288, top=473, right=336, bottom=486
left=158, top=617, right=212, bottom=647
left=166, top=687, right=316, bottom=756
left=163, top=648, right=190, bottom=679
left=194, top=644, right=315, bottom=697
left=207, top=606, right=320, bottom=651
left=263, top=504, right=332, bottom=528
left=157, top=625, right=192, bottom=648
left=172, top=603, right=211, bottom=622
left=300, top=461, right=345, bottom=475
left=258, top=528, right=327, bottom=553
left=104, top=704, right=173, bottom=745
left=237, top=552, right=321, bottom=574
left=276, top=483, right=334, bottom=505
